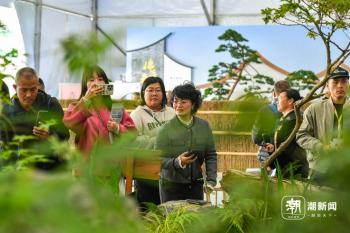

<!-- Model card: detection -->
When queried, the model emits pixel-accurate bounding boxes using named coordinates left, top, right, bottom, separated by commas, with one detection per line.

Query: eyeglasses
left=145, top=89, right=162, bottom=94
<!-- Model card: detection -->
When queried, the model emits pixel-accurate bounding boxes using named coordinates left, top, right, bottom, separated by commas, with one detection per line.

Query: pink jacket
left=63, top=102, right=135, bottom=156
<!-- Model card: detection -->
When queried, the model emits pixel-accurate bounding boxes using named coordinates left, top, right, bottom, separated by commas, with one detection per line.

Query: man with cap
left=296, top=66, right=349, bottom=183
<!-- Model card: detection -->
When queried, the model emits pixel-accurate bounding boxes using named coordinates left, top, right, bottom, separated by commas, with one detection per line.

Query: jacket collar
left=175, top=115, right=196, bottom=129
left=282, top=110, right=296, bottom=121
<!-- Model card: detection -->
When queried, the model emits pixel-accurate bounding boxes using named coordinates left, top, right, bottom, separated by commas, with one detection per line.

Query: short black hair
left=140, top=76, right=167, bottom=108
left=283, top=88, right=302, bottom=102
left=38, top=78, right=44, bottom=85
left=15, top=67, right=38, bottom=83
left=274, top=80, right=290, bottom=94
left=171, top=83, right=202, bottom=114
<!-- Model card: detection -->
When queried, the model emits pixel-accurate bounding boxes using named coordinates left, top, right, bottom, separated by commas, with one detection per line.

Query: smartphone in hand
left=36, top=110, right=49, bottom=126
left=110, top=103, right=124, bottom=123
left=186, top=150, right=203, bottom=159
left=188, top=150, right=202, bottom=157
left=96, top=84, right=114, bottom=95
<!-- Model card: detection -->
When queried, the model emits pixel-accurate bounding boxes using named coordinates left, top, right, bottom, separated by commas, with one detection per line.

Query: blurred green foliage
left=61, top=32, right=112, bottom=76
left=1, top=9, right=350, bottom=233
left=262, top=0, right=350, bottom=34
left=0, top=133, right=146, bottom=233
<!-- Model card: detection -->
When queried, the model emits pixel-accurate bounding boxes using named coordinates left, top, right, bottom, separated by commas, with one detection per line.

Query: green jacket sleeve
left=204, top=122, right=217, bottom=186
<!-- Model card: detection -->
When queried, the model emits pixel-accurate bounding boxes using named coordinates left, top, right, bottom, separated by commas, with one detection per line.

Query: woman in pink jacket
left=63, top=66, right=135, bottom=156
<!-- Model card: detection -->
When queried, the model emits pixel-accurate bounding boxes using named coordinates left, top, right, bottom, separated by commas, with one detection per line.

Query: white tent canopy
left=0, top=0, right=280, bottom=96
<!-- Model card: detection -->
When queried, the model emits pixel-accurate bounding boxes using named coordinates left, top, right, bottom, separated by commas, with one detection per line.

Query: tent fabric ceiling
left=3, top=0, right=281, bottom=23
left=1, top=0, right=280, bottom=96
left=43, top=0, right=91, bottom=16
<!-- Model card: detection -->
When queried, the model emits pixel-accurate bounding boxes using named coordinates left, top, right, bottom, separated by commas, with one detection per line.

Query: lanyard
left=334, top=108, right=343, bottom=138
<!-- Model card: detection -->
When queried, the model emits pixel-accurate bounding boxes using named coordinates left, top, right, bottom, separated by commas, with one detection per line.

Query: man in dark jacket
left=269, top=89, right=308, bottom=178
left=2, top=67, right=69, bottom=170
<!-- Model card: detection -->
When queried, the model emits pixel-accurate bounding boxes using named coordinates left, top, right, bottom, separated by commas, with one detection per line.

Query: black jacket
left=1, top=91, right=69, bottom=169
left=3, top=91, right=68, bottom=140
left=271, top=111, right=309, bottom=178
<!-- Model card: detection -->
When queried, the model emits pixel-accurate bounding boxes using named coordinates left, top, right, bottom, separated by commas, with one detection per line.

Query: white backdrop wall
left=1, top=0, right=280, bottom=96
left=39, top=8, right=91, bottom=96
left=14, top=1, right=35, bottom=68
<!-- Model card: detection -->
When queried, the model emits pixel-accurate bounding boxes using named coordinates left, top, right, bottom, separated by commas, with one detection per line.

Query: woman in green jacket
left=155, top=83, right=217, bottom=202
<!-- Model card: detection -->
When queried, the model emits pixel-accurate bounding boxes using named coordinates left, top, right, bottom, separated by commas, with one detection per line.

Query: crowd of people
left=0, top=66, right=218, bottom=210
left=0, top=64, right=349, bottom=208
left=252, top=66, right=349, bottom=184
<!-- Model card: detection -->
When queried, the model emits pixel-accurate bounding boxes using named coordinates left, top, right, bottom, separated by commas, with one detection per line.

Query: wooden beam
left=213, top=131, right=251, bottom=136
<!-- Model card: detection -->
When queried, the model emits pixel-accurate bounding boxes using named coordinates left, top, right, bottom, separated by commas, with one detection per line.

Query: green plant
left=0, top=21, right=18, bottom=109
left=203, top=29, right=275, bottom=100
left=61, top=32, right=112, bottom=75
left=261, top=0, right=350, bottom=171
left=145, top=206, right=200, bottom=233
left=0, top=20, right=18, bottom=77
left=285, top=70, right=318, bottom=91
left=0, top=169, right=144, bottom=233
left=0, top=130, right=149, bottom=233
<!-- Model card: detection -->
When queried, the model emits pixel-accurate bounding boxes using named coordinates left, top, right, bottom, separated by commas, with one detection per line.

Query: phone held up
left=96, top=84, right=114, bottom=96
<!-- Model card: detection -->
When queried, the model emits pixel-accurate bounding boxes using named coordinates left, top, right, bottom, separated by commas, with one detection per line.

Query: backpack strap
left=143, top=108, right=162, bottom=126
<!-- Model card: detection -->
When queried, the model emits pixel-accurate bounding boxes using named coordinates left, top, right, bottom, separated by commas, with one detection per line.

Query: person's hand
left=264, top=143, right=274, bottom=153
left=83, top=84, right=104, bottom=100
left=204, top=183, right=215, bottom=194
left=33, top=126, right=50, bottom=139
left=179, top=151, right=197, bottom=167
left=107, top=119, right=119, bottom=133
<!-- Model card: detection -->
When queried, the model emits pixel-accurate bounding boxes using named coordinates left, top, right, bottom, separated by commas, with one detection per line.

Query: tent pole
left=91, top=0, right=98, bottom=32
left=34, top=0, right=42, bottom=72
left=200, top=0, right=213, bottom=25
left=210, top=0, right=216, bottom=25
left=97, top=26, right=126, bottom=56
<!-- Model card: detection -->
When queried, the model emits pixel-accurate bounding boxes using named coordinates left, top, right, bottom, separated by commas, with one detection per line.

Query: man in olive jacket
left=296, top=67, right=349, bottom=182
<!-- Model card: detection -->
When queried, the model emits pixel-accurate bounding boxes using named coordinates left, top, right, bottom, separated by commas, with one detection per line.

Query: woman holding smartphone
left=155, top=83, right=217, bottom=202
left=63, top=66, right=135, bottom=156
